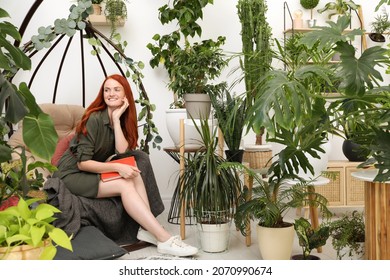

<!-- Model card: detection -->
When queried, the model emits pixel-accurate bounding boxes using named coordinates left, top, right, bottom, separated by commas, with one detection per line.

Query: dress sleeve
left=70, top=115, right=99, bottom=162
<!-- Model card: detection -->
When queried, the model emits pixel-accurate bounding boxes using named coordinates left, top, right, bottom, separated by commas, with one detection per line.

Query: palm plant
left=177, top=118, right=243, bottom=224
left=234, top=164, right=331, bottom=230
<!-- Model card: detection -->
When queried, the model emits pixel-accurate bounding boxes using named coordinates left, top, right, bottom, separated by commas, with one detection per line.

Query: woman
left=54, top=74, right=197, bottom=257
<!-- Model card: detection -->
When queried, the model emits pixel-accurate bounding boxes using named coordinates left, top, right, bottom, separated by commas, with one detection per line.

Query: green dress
left=54, top=109, right=117, bottom=198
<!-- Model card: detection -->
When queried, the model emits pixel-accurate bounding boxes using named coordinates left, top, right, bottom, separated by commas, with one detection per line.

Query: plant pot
left=369, top=33, right=385, bottom=43
left=183, top=93, right=211, bottom=119
left=92, top=4, right=102, bottom=15
left=307, top=19, right=317, bottom=28
left=291, top=254, right=320, bottom=260
left=165, top=109, right=204, bottom=149
left=243, top=145, right=273, bottom=169
left=197, top=222, right=231, bottom=253
left=342, top=139, right=369, bottom=162
left=256, top=223, right=295, bottom=260
left=225, top=149, right=244, bottom=163
left=0, top=240, right=50, bottom=260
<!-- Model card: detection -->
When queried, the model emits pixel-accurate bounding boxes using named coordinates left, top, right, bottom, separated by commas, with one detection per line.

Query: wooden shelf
left=87, top=14, right=125, bottom=27
left=284, top=28, right=353, bottom=34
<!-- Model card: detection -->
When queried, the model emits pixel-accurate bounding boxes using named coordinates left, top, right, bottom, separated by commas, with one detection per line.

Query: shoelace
left=171, top=236, right=188, bottom=248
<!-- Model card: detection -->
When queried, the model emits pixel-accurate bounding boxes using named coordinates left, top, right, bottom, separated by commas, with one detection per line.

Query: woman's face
left=103, top=78, right=125, bottom=108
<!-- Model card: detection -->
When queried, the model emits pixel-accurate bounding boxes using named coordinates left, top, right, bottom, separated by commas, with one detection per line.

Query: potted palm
left=176, top=118, right=243, bottom=253
left=234, top=168, right=331, bottom=259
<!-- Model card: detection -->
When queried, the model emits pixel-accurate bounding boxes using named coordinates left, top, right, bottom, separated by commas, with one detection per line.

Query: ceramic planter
left=197, top=222, right=231, bottom=253
left=183, top=93, right=211, bottom=119
left=165, top=109, right=203, bottom=148
left=256, top=223, right=295, bottom=260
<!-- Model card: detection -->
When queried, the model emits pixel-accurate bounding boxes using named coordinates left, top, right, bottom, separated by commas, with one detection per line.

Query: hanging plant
left=104, top=0, right=128, bottom=38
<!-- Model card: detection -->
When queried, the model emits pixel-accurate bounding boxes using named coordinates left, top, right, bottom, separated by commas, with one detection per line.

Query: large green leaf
left=22, top=112, right=58, bottom=162
left=336, top=43, right=388, bottom=96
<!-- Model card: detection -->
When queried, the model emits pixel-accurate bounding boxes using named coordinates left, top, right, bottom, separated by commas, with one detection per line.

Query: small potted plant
left=292, top=217, right=330, bottom=260
left=300, top=0, right=320, bottom=27
left=104, top=0, right=128, bottom=37
left=326, top=210, right=365, bottom=260
left=209, top=87, right=247, bottom=162
left=0, top=197, right=73, bottom=260
left=91, top=0, right=104, bottom=15
left=369, top=11, right=390, bottom=42
left=317, top=0, right=360, bottom=19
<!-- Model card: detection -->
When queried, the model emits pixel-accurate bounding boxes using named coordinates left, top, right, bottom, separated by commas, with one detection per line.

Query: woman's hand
left=116, top=162, right=141, bottom=179
left=112, top=97, right=129, bottom=124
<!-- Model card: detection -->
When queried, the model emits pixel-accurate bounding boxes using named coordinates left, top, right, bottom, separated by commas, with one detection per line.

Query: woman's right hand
left=115, top=162, right=141, bottom=179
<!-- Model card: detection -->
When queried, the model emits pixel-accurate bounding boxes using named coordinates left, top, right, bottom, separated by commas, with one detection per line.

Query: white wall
left=1, top=0, right=387, bottom=201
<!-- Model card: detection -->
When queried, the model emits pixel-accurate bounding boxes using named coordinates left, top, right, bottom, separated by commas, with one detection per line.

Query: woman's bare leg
left=97, top=178, right=170, bottom=242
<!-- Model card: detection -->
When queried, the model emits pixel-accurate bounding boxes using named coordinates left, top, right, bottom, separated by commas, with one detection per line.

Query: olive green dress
left=54, top=109, right=118, bottom=198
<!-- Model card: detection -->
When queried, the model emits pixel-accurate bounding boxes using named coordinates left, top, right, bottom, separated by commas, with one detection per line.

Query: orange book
left=100, top=156, right=137, bottom=182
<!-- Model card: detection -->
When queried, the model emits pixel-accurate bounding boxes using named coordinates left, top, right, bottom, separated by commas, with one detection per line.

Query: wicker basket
left=243, top=150, right=272, bottom=169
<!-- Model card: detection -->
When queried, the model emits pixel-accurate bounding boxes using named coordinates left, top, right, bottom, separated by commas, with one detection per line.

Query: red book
left=100, top=156, right=137, bottom=182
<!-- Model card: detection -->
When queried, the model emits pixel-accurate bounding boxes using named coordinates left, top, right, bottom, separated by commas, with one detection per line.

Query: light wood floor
left=118, top=201, right=363, bottom=260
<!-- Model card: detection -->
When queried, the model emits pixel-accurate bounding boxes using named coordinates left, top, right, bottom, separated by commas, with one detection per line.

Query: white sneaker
left=137, top=228, right=157, bottom=245
left=157, top=235, right=198, bottom=257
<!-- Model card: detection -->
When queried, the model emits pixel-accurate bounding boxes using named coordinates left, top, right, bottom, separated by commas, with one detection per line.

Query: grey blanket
left=43, top=150, right=164, bottom=245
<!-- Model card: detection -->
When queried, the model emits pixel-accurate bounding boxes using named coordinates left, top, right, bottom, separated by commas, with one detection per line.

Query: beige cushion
left=7, top=104, right=85, bottom=167
left=8, top=103, right=84, bottom=150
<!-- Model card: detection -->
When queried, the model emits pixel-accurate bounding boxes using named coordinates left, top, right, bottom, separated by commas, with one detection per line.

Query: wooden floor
left=118, top=201, right=363, bottom=260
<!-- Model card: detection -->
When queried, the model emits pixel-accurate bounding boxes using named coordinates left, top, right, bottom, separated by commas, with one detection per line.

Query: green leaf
left=39, top=245, right=56, bottom=260
left=48, top=228, right=73, bottom=251
left=22, top=112, right=58, bottom=162
left=30, top=225, right=45, bottom=246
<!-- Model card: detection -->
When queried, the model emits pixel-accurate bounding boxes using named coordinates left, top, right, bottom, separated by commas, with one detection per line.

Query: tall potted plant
left=147, top=1, right=228, bottom=120
left=176, top=118, right=243, bottom=253
left=236, top=0, right=272, bottom=146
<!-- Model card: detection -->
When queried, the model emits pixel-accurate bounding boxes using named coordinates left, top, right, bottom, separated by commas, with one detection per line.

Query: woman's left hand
left=112, top=98, right=129, bottom=123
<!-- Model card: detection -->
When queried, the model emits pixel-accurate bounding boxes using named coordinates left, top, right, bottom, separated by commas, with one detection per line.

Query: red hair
left=76, top=74, right=138, bottom=149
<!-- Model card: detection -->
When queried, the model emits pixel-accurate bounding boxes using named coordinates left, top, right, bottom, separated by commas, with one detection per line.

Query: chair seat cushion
left=54, top=226, right=127, bottom=260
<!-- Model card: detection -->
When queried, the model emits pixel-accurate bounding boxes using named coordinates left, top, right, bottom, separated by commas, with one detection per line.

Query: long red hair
left=76, top=74, right=138, bottom=149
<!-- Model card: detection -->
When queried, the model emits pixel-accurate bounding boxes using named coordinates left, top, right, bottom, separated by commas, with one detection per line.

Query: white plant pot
left=257, top=224, right=295, bottom=260
left=197, top=223, right=231, bottom=253
left=165, top=109, right=203, bottom=149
